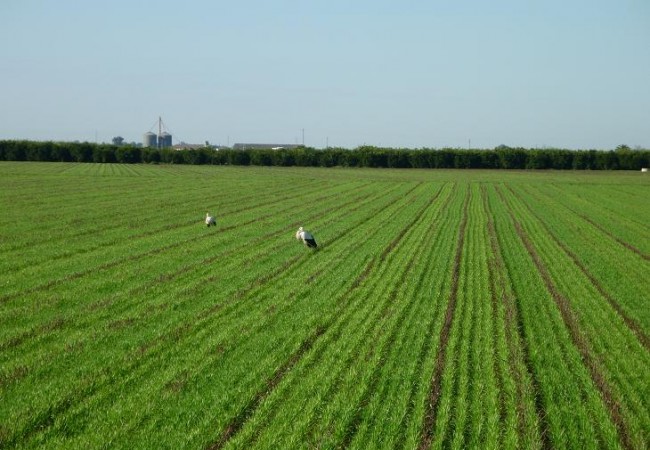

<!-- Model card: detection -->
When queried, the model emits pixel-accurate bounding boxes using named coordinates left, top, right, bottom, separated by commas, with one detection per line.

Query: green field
left=1, top=162, right=648, bottom=449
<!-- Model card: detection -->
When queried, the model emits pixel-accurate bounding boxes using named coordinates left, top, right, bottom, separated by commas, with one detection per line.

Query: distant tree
left=454, top=150, right=482, bottom=168
left=3, top=141, right=26, bottom=161
left=480, top=151, right=499, bottom=169
left=112, top=136, right=125, bottom=146
left=93, top=145, right=116, bottom=163
left=592, top=151, right=614, bottom=169
left=51, top=143, right=73, bottom=162
left=409, top=150, right=430, bottom=168
left=276, top=149, right=296, bottom=166
left=3, top=139, right=648, bottom=170
left=293, top=147, right=318, bottom=166
left=25, top=141, right=52, bottom=161
left=572, top=151, right=590, bottom=169
left=70, top=143, right=93, bottom=162
left=526, top=150, right=552, bottom=169
left=319, top=149, right=342, bottom=167
left=142, top=148, right=161, bottom=164
left=250, top=149, right=273, bottom=166
left=342, top=150, right=360, bottom=167
left=387, top=150, right=411, bottom=168
left=365, top=149, right=389, bottom=168
left=496, top=146, right=527, bottom=169
left=115, top=146, right=142, bottom=163
left=227, top=149, right=250, bottom=166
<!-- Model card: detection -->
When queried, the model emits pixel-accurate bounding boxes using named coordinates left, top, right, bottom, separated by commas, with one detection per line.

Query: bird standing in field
left=296, top=226, right=317, bottom=248
left=205, top=212, right=216, bottom=227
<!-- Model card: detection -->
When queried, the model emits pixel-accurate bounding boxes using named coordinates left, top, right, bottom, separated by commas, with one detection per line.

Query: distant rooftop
left=172, top=143, right=209, bottom=150
left=232, top=143, right=301, bottom=150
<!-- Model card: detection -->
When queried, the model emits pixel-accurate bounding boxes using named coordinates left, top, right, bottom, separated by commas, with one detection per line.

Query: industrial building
left=143, top=117, right=173, bottom=148
left=143, top=132, right=157, bottom=148
left=232, top=143, right=300, bottom=150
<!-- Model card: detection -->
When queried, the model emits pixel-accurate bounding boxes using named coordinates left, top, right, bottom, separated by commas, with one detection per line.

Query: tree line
left=0, top=140, right=648, bottom=170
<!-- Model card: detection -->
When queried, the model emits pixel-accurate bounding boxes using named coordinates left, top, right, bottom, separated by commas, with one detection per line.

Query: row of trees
left=0, top=140, right=648, bottom=170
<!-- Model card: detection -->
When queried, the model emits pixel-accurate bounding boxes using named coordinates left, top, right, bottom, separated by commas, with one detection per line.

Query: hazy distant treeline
left=1, top=140, right=648, bottom=170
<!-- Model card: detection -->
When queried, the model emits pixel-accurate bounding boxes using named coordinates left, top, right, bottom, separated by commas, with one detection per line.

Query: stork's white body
left=296, top=227, right=317, bottom=248
left=205, top=213, right=216, bottom=227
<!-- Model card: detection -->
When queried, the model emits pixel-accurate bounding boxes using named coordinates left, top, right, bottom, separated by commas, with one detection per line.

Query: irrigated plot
left=1, top=162, right=648, bottom=449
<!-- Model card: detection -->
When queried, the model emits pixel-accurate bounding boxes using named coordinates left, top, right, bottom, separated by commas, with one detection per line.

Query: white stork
left=296, top=226, right=317, bottom=248
left=205, top=212, right=216, bottom=227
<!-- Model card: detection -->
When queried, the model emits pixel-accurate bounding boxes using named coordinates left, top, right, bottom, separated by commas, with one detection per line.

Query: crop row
left=1, top=163, right=647, bottom=449
left=219, top=184, right=463, bottom=449
left=515, top=183, right=649, bottom=338
left=494, top=183, right=649, bottom=449
left=1, top=164, right=446, bottom=446
left=501, top=183, right=649, bottom=448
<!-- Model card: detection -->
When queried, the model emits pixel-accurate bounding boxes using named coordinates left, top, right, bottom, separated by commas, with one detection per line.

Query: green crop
left=1, top=162, right=648, bottom=449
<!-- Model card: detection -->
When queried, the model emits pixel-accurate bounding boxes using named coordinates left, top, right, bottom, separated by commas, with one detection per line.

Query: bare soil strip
left=206, top=184, right=441, bottom=450
left=0, top=366, right=29, bottom=391
left=506, top=184, right=650, bottom=350
left=417, top=189, right=470, bottom=450
left=338, top=187, right=447, bottom=448
left=1, top=177, right=319, bottom=258
left=556, top=199, right=648, bottom=261
left=512, top=219, right=633, bottom=450
left=486, top=185, right=551, bottom=449
left=206, top=327, right=326, bottom=450
left=15, top=190, right=390, bottom=450
left=333, top=184, right=457, bottom=450
left=0, top=317, right=66, bottom=352
left=2, top=184, right=407, bottom=445
left=249, top=185, right=445, bottom=448
left=0, top=183, right=380, bottom=305
left=0, top=184, right=397, bottom=362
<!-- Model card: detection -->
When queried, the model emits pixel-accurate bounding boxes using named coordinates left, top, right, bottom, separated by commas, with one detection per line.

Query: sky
left=1, top=0, right=649, bottom=149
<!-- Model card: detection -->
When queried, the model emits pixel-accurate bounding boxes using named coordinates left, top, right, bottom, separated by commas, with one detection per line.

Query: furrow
left=207, top=183, right=440, bottom=449
left=482, top=184, right=549, bottom=449
left=505, top=184, right=649, bottom=350
left=417, top=187, right=470, bottom=450
left=336, top=185, right=447, bottom=448
left=511, top=212, right=633, bottom=450
left=0, top=181, right=372, bottom=305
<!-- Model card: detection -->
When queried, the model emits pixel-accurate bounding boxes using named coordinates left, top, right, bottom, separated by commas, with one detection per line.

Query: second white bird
left=296, top=226, right=317, bottom=248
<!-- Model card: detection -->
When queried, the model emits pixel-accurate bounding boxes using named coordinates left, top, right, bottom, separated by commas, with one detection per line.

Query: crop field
left=1, top=161, right=648, bottom=449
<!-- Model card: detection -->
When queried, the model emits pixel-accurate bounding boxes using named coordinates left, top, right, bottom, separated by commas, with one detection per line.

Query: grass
left=1, top=162, right=648, bottom=449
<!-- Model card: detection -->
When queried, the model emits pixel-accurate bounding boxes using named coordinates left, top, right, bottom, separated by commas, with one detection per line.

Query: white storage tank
left=143, top=132, right=157, bottom=148
left=159, top=132, right=172, bottom=148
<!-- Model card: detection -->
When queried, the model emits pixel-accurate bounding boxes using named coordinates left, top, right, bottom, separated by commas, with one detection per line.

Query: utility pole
left=302, top=128, right=304, bottom=146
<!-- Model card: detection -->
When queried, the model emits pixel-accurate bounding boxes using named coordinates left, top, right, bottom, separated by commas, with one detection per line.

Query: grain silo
left=159, top=132, right=172, bottom=148
left=143, top=132, right=157, bottom=148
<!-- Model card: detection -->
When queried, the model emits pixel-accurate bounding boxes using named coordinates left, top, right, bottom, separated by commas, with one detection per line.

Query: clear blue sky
left=1, top=0, right=648, bottom=149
